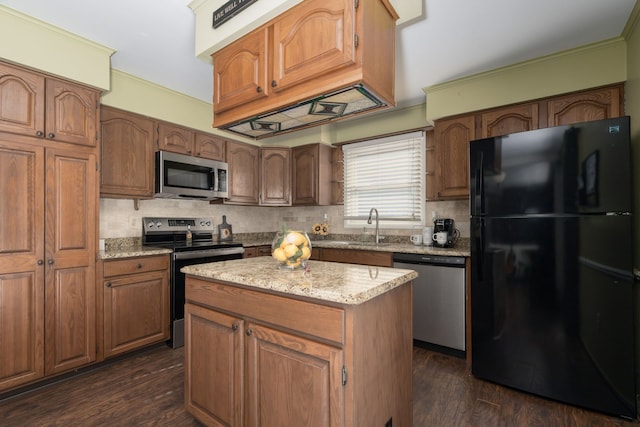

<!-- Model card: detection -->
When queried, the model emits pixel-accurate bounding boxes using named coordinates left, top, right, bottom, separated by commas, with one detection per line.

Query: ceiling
left=1, top=0, right=636, bottom=110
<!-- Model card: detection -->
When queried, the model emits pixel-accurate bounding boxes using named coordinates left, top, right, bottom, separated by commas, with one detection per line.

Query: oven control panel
left=143, top=217, right=214, bottom=233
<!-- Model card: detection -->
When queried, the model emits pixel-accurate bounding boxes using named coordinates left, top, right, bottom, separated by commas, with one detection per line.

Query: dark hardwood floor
left=0, top=345, right=637, bottom=426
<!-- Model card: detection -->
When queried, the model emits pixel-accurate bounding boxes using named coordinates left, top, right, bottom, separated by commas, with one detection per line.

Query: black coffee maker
left=433, top=218, right=459, bottom=248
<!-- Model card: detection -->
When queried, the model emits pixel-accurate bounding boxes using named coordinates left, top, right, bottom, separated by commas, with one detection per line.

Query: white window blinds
left=343, top=131, right=425, bottom=229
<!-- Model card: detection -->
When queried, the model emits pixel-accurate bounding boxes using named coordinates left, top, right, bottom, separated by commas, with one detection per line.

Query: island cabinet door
left=184, top=303, right=244, bottom=427
left=245, top=322, right=344, bottom=427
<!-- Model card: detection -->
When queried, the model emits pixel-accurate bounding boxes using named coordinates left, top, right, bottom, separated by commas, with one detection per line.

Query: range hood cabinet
left=212, top=0, right=398, bottom=139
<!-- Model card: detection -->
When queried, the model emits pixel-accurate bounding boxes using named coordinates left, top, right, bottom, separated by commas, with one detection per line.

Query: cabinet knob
left=37, top=259, right=44, bottom=266
left=246, top=328, right=253, bottom=336
left=48, top=132, right=55, bottom=139
left=232, top=323, right=239, bottom=332
left=47, top=259, right=54, bottom=265
left=36, top=130, right=44, bottom=137
left=106, top=282, right=112, bottom=288
left=271, top=80, right=277, bottom=88
left=256, top=86, right=262, bottom=93
left=137, top=263, right=143, bottom=269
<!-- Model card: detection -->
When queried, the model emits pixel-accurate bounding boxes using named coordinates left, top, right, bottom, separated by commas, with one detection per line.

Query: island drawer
left=186, top=277, right=345, bottom=345
left=103, top=255, right=169, bottom=278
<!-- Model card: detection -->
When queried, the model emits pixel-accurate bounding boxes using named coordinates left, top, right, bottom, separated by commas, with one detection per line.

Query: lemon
left=272, top=247, right=287, bottom=262
left=300, top=246, right=311, bottom=260
left=286, top=231, right=306, bottom=246
left=287, top=259, right=301, bottom=268
left=283, top=244, right=299, bottom=259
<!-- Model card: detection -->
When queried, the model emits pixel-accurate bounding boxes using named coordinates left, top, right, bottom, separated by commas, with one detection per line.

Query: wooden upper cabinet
left=213, top=28, right=269, bottom=113
left=330, top=146, right=344, bottom=205
left=260, top=147, right=291, bottom=206
left=211, top=0, right=397, bottom=128
left=480, top=103, right=539, bottom=138
left=45, top=78, right=99, bottom=147
left=425, top=130, right=436, bottom=200
left=547, top=85, right=623, bottom=127
left=157, top=122, right=195, bottom=155
left=272, top=0, right=355, bottom=92
left=434, top=115, right=476, bottom=200
left=0, top=62, right=45, bottom=137
left=194, top=132, right=226, bottom=161
left=100, top=107, right=155, bottom=198
left=432, top=84, right=624, bottom=201
left=225, top=140, right=260, bottom=205
left=0, top=61, right=98, bottom=147
left=292, top=143, right=332, bottom=206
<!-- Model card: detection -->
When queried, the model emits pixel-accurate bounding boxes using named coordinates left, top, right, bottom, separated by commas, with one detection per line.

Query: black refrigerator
left=469, top=116, right=637, bottom=419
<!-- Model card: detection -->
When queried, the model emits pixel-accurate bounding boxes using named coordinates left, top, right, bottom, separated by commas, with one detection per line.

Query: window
left=343, top=131, right=425, bottom=229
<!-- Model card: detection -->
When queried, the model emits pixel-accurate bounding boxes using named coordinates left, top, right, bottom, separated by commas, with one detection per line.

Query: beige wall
left=423, top=39, right=627, bottom=123
left=0, top=5, right=113, bottom=90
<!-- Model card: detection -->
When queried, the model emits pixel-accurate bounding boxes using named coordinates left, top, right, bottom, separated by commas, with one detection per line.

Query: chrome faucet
left=367, top=208, right=381, bottom=244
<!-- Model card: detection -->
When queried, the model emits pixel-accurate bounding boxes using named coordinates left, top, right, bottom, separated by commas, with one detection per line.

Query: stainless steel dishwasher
left=393, top=253, right=466, bottom=356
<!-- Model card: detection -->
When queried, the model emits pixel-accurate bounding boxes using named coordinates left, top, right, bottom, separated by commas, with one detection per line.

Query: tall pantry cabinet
left=0, top=61, right=99, bottom=392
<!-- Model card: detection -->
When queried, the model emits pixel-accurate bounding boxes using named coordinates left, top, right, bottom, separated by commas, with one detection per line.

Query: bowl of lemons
left=271, top=228, right=312, bottom=270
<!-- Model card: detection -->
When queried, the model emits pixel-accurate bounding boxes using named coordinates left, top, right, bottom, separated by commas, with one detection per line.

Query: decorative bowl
left=271, top=230, right=312, bottom=270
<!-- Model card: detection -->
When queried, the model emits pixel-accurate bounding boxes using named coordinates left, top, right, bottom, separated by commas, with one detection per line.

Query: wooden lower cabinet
left=101, top=255, right=170, bottom=358
left=243, top=245, right=271, bottom=258
left=317, top=247, right=393, bottom=267
left=185, top=276, right=412, bottom=426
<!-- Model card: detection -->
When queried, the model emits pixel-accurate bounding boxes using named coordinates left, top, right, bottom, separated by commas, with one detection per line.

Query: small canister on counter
left=423, top=226, right=433, bottom=246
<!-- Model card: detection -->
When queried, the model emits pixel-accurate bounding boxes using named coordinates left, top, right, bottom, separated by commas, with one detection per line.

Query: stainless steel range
left=142, top=217, right=244, bottom=348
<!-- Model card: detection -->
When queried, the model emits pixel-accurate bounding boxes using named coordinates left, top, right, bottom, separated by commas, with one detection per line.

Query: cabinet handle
left=36, top=130, right=44, bottom=137
left=256, top=86, right=262, bottom=93
left=137, top=263, right=143, bottom=269
left=48, top=132, right=55, bottom=139
left=47, top=259, right=54, bottom=265
left=37, top=259, right=44, bottom=265
left=232, top=323, right=239, bottom=332
left=271, top=80, right=277, bottom=88
left=246, top=328, right=253, bottom=336
left=106, top=282, right=112, bottom=288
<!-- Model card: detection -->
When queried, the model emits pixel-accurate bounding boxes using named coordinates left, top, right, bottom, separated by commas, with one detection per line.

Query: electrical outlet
left=385, top=417, right=392, bottom=427
left=129, top=217, right=138, bottom=227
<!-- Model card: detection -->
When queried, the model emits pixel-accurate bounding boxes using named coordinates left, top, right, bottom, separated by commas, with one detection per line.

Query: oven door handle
left=173, top=247, right=245, bottom=260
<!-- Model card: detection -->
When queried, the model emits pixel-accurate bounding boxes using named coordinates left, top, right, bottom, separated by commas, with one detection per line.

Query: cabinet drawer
left=186, top=277, right=345, bottom=345
left=103, top=255, right=169, bottom=278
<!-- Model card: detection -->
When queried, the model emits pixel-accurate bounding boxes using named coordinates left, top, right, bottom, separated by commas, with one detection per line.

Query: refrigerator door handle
left=478, top=219, right=484, bottom=281
left=472, top=152, right=484, bottom=216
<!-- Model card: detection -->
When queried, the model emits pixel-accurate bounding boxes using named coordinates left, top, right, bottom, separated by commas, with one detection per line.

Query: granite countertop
left=99, top=246, right=173, bottom=260
left=312, top=239, right=470, bottom=257
left=181, top=257, right=418, bottom=305
left=242, top=238, right=470, bottom=257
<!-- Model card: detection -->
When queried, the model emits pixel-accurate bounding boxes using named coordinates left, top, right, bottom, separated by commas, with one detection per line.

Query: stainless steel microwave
left=155, top=151, right=228, bottom=200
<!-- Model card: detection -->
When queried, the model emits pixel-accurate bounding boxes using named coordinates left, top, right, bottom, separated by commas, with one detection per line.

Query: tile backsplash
left=100, top=198, right=470, bottom=239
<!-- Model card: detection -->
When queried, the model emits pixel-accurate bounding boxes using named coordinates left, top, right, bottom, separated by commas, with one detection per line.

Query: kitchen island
left=182, top=257, right=417, bottom=427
